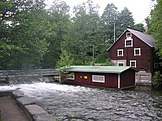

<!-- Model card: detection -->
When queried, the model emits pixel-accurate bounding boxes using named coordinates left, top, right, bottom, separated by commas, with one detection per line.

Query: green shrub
left=152, top=71, right=162, bottom=88
left=56, top=49, right=74, bottom=68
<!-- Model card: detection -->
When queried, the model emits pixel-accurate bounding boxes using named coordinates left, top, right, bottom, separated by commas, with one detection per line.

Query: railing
left=0, top=69, right=58, bottom=78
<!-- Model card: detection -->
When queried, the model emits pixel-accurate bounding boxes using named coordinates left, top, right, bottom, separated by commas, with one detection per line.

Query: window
left=84, top=76, right=88, bottom=79
left=117, top=49, right=123, bottom=56
left=134, top=48, right=141, bottom=56
left=92, top=75, right=105, bottom=83
left=125, top=32, right=133, bottom=47
left=66, top=73, right=75, bottom=80
left=154, top=63, right=159, bottom=68
left=126, top=32, right=132, bottom=38
left=130, top=60, right=136, bottom=68
left=118, top=62, right=124, bottom=66
left=125, top=39, right=133, bottom=47
left=117, top=60, right=126, bottom=66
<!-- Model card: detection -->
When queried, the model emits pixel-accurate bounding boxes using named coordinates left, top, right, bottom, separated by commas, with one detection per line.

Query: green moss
left=0, top=118, right=3, bottom=121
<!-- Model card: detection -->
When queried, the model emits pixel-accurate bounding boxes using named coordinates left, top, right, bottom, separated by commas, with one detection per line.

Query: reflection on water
left=0, top=82, right=162, bottom=121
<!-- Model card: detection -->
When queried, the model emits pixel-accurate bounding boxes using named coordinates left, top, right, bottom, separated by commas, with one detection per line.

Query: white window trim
left=92, top=75, right=105, bottom=83
left=117, top=49, right=123, bottom=56
left=134, top=48, right=141, bottom=56
left=130, top=60, right=136, bottom=68
left=125, top=38, right=133, bottom=47
left=118, top=62, right=124, bottom=66
left=116, top=60, right=126, bottom=66
left=66, top=73, right=75, bottom=80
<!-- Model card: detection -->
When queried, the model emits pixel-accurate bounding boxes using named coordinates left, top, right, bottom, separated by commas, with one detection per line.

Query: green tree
left=116, top=7, right=134, bottom=37
left=133, top=23, right=145, bottom=32
left=0, top=0, right=16, bottom=69
left=148, top=0, right=162, bottom=63
left=101, top=3, right=118, bottom=43
left=62, top=0, right=100, bottom=65
left=41, top=0, right=70, bottom=68
left=56, top=49, right=74, bottom=68
left=152, top=71, right=162, bottom=88
left=100, top=5, right=136, bottom=43
left=56, top=48, right=74, bottom=83
left=11, top=10, right=49, bottom=69
left=145, top=16, right=151, bottom=29
left=0, top=0, right=47, bottom=69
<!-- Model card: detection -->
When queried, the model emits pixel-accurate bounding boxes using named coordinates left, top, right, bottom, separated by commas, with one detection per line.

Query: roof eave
left=107, top=29, right=128, bottom=51
left=127, top=28, right=155, bottom=48
left=69, top=70, right=126, bottom=74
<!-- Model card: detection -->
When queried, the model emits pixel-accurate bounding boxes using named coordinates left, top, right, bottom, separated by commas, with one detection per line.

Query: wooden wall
left=108, top=30, right=154, bottom=73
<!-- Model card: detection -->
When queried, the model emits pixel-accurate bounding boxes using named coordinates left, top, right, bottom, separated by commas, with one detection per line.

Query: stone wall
left=135, top=71, right=152, bottom=86
left=12, top=90, right=54, bottom=121
left=1, top=90, right=54, bottom=121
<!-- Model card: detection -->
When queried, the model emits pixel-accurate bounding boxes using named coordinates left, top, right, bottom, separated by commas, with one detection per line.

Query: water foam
left=0, top=82, right=90, bottom=96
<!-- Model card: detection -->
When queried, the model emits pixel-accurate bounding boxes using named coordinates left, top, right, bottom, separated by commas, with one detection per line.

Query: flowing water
left=0, top=82, right=162, bottom=121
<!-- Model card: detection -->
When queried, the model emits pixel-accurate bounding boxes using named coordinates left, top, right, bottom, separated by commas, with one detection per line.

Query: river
left=0, top=82, right=162, bottom=121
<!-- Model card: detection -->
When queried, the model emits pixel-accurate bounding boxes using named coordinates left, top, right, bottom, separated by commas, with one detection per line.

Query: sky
left=45, top=0, right=154, bottom=24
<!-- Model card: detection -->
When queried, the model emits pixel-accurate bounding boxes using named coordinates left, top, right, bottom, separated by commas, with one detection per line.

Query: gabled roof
left=107, top=28, right=155, bottom=51
left=127, top=28, right=155, bottom=47
left=66, top=66, right=135, bottom=74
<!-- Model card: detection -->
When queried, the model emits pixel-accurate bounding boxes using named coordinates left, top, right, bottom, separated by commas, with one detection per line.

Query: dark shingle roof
left=127, top=28, right=155, bottom=47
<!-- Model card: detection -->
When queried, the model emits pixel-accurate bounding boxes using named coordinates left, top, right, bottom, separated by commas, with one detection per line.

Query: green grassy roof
left=66, top=66, right=133, bottom=74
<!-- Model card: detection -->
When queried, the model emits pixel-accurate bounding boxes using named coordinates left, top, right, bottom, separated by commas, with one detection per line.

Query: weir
left=0, top=69, right=58, bottom=84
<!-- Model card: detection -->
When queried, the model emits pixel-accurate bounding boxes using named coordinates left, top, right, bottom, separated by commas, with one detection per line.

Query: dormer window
left=125, top=32, right=133, bottom=47
left=126, top=32, right=132, bottom=38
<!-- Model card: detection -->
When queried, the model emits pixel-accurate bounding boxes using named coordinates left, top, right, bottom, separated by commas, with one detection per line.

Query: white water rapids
left=0, top=82, right=90, bottom=97
left=0, top=82, right=162, bottom=121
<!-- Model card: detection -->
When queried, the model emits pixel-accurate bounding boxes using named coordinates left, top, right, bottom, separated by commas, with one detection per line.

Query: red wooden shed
left=65, top=66, right=136, bottom=89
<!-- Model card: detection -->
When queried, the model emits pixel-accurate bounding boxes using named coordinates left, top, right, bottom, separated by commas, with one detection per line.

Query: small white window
left=118, top=62, right=124, bottom=66
left=92, top=75, right=105, bottom=83
left=130, top=60, right=136, bottom=68
left=125, top=39, right=133, bottom=47
left=117, top=49, right=123, bottom=56
left=126, top=32, right=132, bottom=38
left=134, top=48, right=141, bottom=56
left=66, top=73, right=75, bottom=80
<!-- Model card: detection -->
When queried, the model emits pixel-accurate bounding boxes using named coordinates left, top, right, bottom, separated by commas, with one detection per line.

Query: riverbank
left=0, top=96, right=30, bottom=121
left=0, top=90, right=54, bottom=121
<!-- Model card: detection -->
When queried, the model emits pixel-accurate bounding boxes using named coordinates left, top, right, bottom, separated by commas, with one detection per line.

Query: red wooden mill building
left=107, top=28, right=161, bottom=84
left=65, top=66, right=136, bottom=89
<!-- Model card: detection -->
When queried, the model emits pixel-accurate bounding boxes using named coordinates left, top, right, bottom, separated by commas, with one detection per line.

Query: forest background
left=0, top=0, right=161, bottom=69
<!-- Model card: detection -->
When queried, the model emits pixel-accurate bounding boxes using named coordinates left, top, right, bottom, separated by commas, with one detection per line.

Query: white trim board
left=118, top=74, right=121, bottom=89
